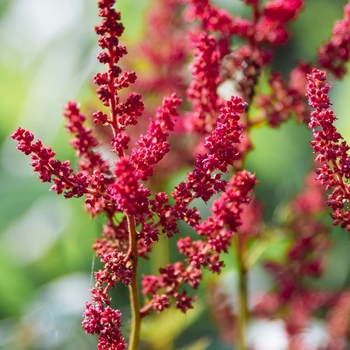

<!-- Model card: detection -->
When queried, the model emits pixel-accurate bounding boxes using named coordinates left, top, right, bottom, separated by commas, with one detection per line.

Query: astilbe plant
left=11, top=0, right=350, bottom=349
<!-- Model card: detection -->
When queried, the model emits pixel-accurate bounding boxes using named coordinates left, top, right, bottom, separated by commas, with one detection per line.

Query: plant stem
left=127, top=215, right=141, bottom=350
left=234, top=234, right=248, bottom=350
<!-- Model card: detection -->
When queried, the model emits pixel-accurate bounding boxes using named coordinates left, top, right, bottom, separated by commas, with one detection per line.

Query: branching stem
left=127, top=215, right=141, bottom=350
left=234, top=234, right=248, bottom=350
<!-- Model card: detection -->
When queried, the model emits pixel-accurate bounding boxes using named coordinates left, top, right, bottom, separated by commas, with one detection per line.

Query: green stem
left=127, top=215, right=141, bottom=350
left=234, top=234, right=248, bottom=350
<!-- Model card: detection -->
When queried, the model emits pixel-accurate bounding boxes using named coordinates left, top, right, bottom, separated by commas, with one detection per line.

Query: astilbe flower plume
left=135, top=0, right=188, bottom=97
left=318, top=3, right=350, bottom=79
left=139, top=96, right=256, bottom=316
left=254, top=63, right=312, bottom=127
left=208, top=169, right=342, bottom=349
left=11, top=0, right=259, bottom=348
left=255, top=170, right=349, bottom=349
left=10, top=126, right=92, bottom=199
left=184, top=0, right=307, bottom=160
left=186, top=32, right=224, bottom=133
left=10, top=0, right=350, bottom=349
left=307, top=68, right=350, bottom=234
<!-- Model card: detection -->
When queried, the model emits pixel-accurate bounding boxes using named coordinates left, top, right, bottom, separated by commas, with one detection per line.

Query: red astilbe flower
left=131, top=93, right=182, bottom=181
left=140, top=171, right=256, bottom=315
left=136, top=0, right=188, bottom=97
left=253, top=170, right=335, bottom=348
left=12, top=1, right=151, bottom=348
left=10, top=126, right=129, bottom=349
left=81, top=0, right=181, bottom=346
left=186, top=32, right=225, bottom=133
left=185, top=0, right=306, bottom=135
left=195, top=170, right=257, bottom=256
left=11, top=127, right=89, bottom=198
left=318, top=3, right=350, bottom=79
left=83, top=287, right=127, bottom=350
left=207, top=168, right=332, bottom=348
left=307, top=68, right=350, bottom=234
left=63, top=101, right=115, bottom=216
left=258, top=0, right=304, bottom=45
left=185, top=0, right=251, bottom=36
left=186, top=0, right=304, bottom=47
left=14, top=0, right=350, bottom=348
left=253, top=61, right=312, bottom=127
left=93, top=0, right=144, bottom=148
left=176, top=96, right=247, bottom=202
left=139, top=97, right=257, bottom=316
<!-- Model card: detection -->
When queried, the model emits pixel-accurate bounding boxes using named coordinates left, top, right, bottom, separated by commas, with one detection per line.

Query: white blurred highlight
left=2, top=196, right=70, bottom=264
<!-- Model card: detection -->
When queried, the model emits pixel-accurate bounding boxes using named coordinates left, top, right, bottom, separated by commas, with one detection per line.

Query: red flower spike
left=117, top=93, right=144, bottom=128
left=151, top=294, right=171, bottom=313
left=108, top=157, right=151, bottom=217
left=307, top=69, right=350, bottom=234
left=83, top=303, right=127, bottom=350
left=174, top=291, right=195, bottom=313
left=318, top=4, right=350, bottom=79
left=186, top=33, right=224, bottom=133
left=263, top=0, right=304, bottom=24
left=255, top=71, right=309, bottom=126
left=94, top=0, right=144, bottom=135
left=173, top=96, right=246, bottom=205
left=185, top=0, right=251, bottom=36
left=131, top=93, right=181, bottom=181
left=141, top=167, right=256, bottom=316
left=136, top=0, right=188, bottom=98
left=63, top=101, right=111, bottom=176
left=10, top=127, right=91, bottom=198
left=12, top=0, right=350, bottom=348
left=196, top=170, right=257, bottom=255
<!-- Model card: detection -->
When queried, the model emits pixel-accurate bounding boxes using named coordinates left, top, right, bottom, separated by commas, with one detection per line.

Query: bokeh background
left=0, top=0, right=349, bottom=349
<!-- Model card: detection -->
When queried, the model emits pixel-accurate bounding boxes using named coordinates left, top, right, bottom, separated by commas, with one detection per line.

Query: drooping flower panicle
left=307, top=68, right=350, bottom=234
left=10, top=0, right=350, bottom=349
left=318, top=3, right=350, bottom=79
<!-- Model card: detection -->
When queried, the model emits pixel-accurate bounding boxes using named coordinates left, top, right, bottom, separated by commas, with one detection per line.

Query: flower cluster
left=256, top=170, right=346, bottom=348
left=139, top=96, right=256, bottom=315
left=12, top=1, right=257, bottom=348
left=254, top=63, right=311, bottom=127
left=10, top=0, right=350, bottom=349
left=11, top=126, right=89, bottom=198
left=136, top=0, right=188, bottom=98
left=140, top=169, right=256, bottom=316
left=83, top=292, right=126, bottom=349
left=307, top=68, right=350, bottom=234
left=186, top=32, right=224, bottom=133
left=318, top=3, right=350, bottom=79
left=208, top=169, right=349, bottom=349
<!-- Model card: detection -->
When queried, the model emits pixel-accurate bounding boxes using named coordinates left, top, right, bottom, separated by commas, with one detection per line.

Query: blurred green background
left=0, top=0, right=349, bottom=349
